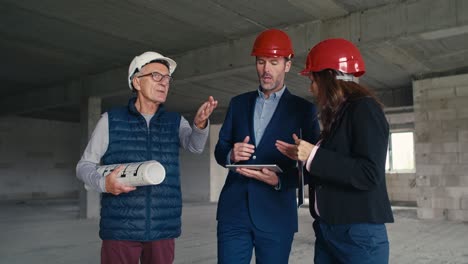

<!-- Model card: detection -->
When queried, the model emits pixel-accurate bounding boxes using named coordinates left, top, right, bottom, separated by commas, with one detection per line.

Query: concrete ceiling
left=1, top=0, right=468, bottom=122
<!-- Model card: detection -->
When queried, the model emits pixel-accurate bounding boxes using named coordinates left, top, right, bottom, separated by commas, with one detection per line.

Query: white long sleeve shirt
left=76, top=112, right=209, bottom=193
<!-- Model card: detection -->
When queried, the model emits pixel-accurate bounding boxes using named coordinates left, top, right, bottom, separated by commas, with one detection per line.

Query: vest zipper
left=145, top=118, right=151, bottom=241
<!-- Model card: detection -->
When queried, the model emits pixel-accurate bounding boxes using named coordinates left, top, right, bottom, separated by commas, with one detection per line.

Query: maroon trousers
left=101, top=239, right=175, bottom=264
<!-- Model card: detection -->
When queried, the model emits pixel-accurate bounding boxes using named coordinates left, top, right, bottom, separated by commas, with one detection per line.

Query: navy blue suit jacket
left=215, top=88, right=320, bottom=234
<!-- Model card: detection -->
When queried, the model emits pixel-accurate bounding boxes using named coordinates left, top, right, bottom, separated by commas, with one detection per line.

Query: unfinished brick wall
left=413, top=73, right=468, bottom=221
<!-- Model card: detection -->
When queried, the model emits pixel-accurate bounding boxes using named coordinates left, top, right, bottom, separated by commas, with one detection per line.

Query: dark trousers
left=313, top=220, right=389, bottom=264
left=101, top=239, right=175, bottom=264
left=217, top=220, right=294, bottom=264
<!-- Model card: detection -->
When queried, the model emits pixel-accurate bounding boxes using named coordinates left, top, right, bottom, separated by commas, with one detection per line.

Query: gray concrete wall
left=414, top=73, right=468, bottom=221
left=0, top=113, right=218, bottom=203
left=0, top=116, right=81, bottom=200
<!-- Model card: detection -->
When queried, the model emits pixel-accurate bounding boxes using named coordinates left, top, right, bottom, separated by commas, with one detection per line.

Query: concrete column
left=413, top=73, right=468, bottom=221
left=179, top=142, right=211, bottom=202
left=209, top=124, right=228, bottom=202
left=179, top=110, right=227, bottom=202
left=179, top=112, right=213, bottom=202
left=79, top=96, right=102, bottom=219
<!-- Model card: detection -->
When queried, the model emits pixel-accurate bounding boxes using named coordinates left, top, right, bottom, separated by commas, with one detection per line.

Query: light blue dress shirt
left=227, top=86, right=286, bottom=163
left=226, top=86, right=286, bottom=190
left=253, top=86, right=285, bottom=146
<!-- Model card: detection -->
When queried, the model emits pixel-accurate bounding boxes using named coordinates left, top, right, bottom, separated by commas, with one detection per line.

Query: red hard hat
left=300, top=38, right=365, bottom=77
left=251, top=29, right=294, bottom=58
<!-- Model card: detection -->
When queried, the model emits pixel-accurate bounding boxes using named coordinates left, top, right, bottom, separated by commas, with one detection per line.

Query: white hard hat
left=128, top=51, right=177, bottom=90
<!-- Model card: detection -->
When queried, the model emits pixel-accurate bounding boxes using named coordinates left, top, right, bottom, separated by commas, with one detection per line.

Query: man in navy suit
left=214, top=29, right=320, bottom=264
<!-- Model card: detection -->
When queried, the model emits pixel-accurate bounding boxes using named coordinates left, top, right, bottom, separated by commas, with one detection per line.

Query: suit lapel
left=247, top=92, right=258, bottom=146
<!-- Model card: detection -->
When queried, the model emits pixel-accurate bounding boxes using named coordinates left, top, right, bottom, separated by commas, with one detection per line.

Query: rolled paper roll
left=97, top=160, right=166, bottom=186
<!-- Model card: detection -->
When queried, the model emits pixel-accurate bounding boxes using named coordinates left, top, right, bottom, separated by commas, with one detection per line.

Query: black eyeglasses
left=138, top=72, right=173, bottom=83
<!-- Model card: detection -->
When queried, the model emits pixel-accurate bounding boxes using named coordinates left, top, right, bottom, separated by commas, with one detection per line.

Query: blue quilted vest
left=99, top=97, right=182, bottom=241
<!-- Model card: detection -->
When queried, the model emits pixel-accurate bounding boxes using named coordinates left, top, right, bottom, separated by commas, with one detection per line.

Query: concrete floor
left=1, top=199, right=468, bottom=264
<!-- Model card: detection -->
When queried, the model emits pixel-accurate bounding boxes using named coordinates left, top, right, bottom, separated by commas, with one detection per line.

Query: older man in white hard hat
left=76, top=51, right=218, bottom=264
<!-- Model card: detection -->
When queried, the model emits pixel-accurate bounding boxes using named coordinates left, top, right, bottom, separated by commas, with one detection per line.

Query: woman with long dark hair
left=276, top=38, right=394, bottom=264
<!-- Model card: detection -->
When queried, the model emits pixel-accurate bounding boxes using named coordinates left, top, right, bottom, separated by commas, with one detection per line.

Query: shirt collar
left=257, top=85, right=286, bottom=100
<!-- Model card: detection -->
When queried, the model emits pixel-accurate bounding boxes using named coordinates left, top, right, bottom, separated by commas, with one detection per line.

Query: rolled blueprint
left=97, top=160, right=166, bottom=186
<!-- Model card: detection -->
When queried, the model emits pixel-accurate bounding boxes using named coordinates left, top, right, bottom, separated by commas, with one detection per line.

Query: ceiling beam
left=288, top=0, right=348, bottom=20
left=0, top=0, right=465, bottom=116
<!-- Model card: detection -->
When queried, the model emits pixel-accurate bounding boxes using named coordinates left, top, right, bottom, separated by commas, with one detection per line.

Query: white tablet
left=226, top=164, right=283, bottom=173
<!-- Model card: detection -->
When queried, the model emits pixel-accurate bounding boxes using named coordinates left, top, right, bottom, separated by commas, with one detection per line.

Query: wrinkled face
left=256, top=56, right=291, bottom=95
left=132, top=62, right=170, bottom=105
left=308, top=74, right=318, bottom=98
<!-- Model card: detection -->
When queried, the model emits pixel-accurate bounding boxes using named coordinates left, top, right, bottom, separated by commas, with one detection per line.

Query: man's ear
left=132, top=76, right=141, bottom=91
left=285, top=60, right=292, bottom=73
